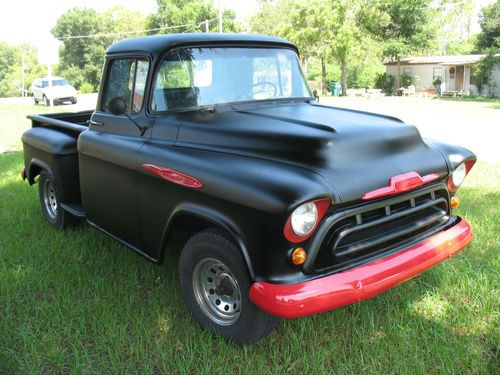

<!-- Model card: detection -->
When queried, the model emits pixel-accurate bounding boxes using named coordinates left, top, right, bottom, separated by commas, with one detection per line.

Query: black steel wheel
left=179, top=228, right=277, bottom=345
left=38, top=170, right=78, bottom=229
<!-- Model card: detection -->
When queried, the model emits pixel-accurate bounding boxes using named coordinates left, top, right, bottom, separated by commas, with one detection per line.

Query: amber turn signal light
left=291, top=248, right=307, bottom=265
left=450, top=196, right=460, bottom=209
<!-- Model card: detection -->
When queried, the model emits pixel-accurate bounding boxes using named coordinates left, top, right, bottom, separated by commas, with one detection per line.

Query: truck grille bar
left=306, top=183, right=451, bottom=274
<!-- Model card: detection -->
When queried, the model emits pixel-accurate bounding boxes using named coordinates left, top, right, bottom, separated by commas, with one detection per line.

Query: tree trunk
left=321, top=57, right=327, bottom=96
left=302, top=57, right=308, bottom=75
left=341, top=57, right=347, bottom=96
left=396, top=57, right=401, bottom=94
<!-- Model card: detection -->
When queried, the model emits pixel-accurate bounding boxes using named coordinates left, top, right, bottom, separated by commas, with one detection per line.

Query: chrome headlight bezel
left=290, top=202, right=318, bottom=236
left=451, top=163, right=466, bottom=189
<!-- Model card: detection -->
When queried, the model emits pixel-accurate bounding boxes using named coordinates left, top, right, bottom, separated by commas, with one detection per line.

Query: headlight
left=291, top=202, right=318, bottom=236
left=284, top=198, right=331, bottom=243
left=452, top=163, right=466, bottom=188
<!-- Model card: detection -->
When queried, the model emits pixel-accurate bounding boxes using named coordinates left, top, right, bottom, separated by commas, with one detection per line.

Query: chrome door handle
left=88, top=119, right=104, bottom=126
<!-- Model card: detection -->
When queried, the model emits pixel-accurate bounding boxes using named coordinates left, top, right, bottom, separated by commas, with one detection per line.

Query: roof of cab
left=106, top=33, right=296, bottom=55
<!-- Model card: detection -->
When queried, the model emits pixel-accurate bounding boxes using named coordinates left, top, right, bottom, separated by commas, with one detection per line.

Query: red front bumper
left=250, top=219, right=473, bottom=318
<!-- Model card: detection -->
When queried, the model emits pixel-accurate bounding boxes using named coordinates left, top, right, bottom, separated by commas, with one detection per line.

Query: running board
left=60, top=203, right=86, bottom=218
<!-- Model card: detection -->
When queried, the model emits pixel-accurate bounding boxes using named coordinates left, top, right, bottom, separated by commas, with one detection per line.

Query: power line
left=54, top=18, right=218, bottom=41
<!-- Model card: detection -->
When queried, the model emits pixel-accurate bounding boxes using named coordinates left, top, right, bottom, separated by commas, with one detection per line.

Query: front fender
left=425, top=138, right=477, bottom=172
left=161, top=203, right=256, bottom=278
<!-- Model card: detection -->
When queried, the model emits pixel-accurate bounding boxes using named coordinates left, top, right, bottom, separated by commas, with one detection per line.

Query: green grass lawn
left=0, top=104, right=499, bottom=373
left=433, top=95, right=500, bottom=110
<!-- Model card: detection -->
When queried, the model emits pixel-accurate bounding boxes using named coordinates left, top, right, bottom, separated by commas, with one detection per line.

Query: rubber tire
left=38, top=170, right=78, bottom=229
left=179, top=228, right=278, bottom=345
left=32, top=94, right=38, bottom=105
left=43, top=95, right=50, bottom=106
left=71, top=97, right=77, bottom=104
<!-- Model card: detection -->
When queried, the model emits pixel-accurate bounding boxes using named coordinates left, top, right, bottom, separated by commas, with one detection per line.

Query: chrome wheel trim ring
left=43, top=179, right=58, bottom=220
left=192, top=258, right=242, bottom=326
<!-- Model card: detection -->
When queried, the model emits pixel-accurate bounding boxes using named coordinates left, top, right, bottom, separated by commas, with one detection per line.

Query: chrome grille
left=310, top=185, right=450, bottom=273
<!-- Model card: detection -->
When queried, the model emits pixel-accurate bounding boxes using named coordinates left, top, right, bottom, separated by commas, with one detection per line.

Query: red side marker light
left=362, top=172, right=439, bottom=200
left=143, top=164, right=203, bottom=188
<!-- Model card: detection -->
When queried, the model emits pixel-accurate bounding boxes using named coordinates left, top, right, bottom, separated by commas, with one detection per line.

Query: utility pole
left=204, top=19, right=210, bottom=33
left=21, top=50, right=25, bottom=98
left=218, top=0, right=223, bottom=33
left=48, top=64, right=53, bottom=107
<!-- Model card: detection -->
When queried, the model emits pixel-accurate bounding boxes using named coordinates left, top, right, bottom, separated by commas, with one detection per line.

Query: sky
left=0, top=0, right=496, bottom=47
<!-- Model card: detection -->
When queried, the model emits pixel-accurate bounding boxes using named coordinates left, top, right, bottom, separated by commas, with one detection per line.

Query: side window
left=133, top=60, right=149, bottom=112
left=101, top=58, right=149, bottom=114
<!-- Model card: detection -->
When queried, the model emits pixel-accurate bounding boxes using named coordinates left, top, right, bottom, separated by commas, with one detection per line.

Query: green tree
left=368, top=0, right=436, bottom=90
left=475, top=0, right=500, bottom=52
left=434, top=0, right=474, bottom=54
left=103, top=6, right=146, bottom=41
left=0, top=42, right=44, bottom=97
left=252, top=0, right=382, bottom=95
left=323, top=0, right=376, bottom=95
left=52, top=7, right=147, bottom=91
left=0, top=42, right=16, bottom=83
left=52, top=8, right=112, bottom=91
left=147, top=0, right=241, bottom=33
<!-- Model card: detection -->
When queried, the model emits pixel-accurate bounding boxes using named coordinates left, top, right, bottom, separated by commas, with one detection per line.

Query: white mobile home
left=384, top=54, right=500, bottom=97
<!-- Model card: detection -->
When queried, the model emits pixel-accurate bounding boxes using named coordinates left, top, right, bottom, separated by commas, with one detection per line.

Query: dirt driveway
left=320, top=96, right=499, bottom=163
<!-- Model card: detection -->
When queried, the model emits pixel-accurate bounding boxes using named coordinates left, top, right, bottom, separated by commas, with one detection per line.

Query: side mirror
left=108, top=97, right=127, bottom=115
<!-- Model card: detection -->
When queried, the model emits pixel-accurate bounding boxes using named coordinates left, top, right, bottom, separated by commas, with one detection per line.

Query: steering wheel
left=252, top=81, right=278, bottom=99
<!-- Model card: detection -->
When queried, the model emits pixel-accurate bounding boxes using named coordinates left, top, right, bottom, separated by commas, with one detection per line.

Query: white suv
left=32, top=77, right=78, bottom=105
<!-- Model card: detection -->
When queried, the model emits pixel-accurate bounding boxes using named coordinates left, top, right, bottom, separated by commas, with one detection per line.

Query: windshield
left=42, top=79, right=70, bottom=88
left=151, top=47, right=313, bottom=111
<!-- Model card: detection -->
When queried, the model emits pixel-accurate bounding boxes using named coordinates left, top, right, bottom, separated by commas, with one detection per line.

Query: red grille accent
left=362, top=172, right=439, bottom=200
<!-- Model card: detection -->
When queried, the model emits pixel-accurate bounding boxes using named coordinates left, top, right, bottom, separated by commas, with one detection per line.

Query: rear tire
left=179, top=228, right=278, bottom=345
left=38, top=170, right=78, bottom=229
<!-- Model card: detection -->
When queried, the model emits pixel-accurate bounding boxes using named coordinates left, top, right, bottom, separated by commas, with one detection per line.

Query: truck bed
left=27, top=110, right=92, bottom=134
left=22, top=110, right=92, bottom=205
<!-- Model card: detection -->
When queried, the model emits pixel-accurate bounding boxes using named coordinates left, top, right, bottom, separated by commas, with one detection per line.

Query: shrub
left=375, top=72, right=395, bottom=95
left=473, top=49, right=499, bottom=97
left=79, top=82, right=94, bottom=94
left=400, top=72, right=412, bottom=88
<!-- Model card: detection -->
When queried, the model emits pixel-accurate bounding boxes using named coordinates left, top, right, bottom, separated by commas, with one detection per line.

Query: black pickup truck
left=21, top=33, right=476, bottom=344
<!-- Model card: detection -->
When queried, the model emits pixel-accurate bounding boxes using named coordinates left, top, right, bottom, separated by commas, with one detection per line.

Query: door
left=78, top=57, right=150, bottom=249
left=448, top=66, right=456, bottom=90
left=455, top=65, right=464, bottom=90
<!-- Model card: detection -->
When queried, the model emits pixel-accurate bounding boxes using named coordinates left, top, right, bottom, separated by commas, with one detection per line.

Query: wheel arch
left=27, top=158, right=53, bottom=185
left=160, top=203, right=256, bottom=279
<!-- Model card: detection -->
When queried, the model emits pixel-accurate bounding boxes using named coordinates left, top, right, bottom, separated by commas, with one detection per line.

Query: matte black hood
left=175, top=102, right=448, bottom=203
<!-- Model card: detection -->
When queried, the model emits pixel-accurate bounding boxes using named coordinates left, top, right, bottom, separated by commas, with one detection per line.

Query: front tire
left=38, top=170, right=78, bottom=229
left=32, top=94, right=38, bottom=104
left=179, top=228, right=277, bottom=345
left=43, top=95, right=50, bottom=106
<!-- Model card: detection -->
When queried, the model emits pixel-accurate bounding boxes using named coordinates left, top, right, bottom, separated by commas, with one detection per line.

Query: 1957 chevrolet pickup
left=21, top=33, right=476, bottom=344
